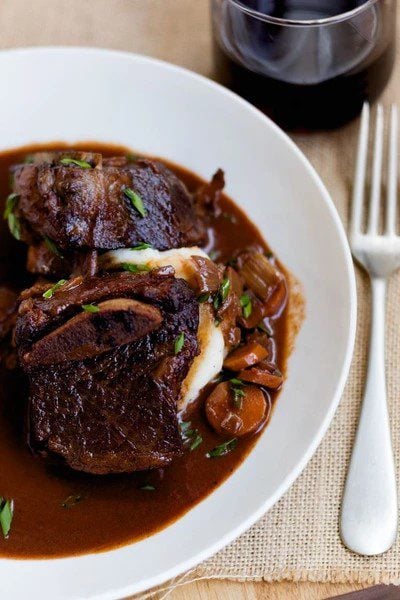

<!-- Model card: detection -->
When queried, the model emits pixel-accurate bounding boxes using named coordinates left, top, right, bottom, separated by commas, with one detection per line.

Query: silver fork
left=340, top=103, right=398, bottom=556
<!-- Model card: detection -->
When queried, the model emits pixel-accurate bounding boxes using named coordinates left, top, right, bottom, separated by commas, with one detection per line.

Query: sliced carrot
left=223, top=339, right=268, bottom=371
left=238, top=366, right=283, bottom=389
left=205, top=382, right=268, bottom=437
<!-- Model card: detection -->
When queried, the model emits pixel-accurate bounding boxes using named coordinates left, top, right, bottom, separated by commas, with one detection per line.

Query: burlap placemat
left=0, top=0, right=399, bottom=595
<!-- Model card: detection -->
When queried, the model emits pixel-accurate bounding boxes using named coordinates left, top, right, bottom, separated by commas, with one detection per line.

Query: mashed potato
left=101, top=247, right=225, bottom=409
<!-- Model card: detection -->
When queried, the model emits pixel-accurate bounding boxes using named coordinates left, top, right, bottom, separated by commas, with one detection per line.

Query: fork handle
left=340, top=277, right=397, bottom=555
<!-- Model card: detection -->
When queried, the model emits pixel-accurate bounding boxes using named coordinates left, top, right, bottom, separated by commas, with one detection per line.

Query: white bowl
left=0, top=47, right=356, bottom=600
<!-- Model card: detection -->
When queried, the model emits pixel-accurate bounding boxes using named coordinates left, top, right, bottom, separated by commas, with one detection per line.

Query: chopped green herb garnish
left=214, top=317, right=222, bottom=327
left=126, top=153, right=139, bottom=162
left=130, top=242, right=152, bottom=251
left=140, top=484, right=156, bottom=491
left=240, top=294, right=252, bottom=319
left=3, top=193, right=19, bottom=220
left=240, top=294, right=250, bottom=306
left=180, top=420, right=192, bottom=434
left=222, top=212, right=236, bottom=223
left=44, top=236, right=64, bottom=259
left=180, top=420, right=203, bottom=451
left=122, top=262, right=151, bottom=273
left=82, top=303, right=100, bottom=313
left=264, top=251, right=274, bottom=259
left=190, top=433, right=203, bottom=451
left=231, top=386, right=245, bottom=409
left=60, top=157, right=92, bottom=169
left=0, top=498, right=13, bottom=538
left=3, top=193, right=20, bottom=240
left=230, top=378, right=245, bottom=408
left=220, top=277, right=230, bottom=303
left=206, top=438, right=238, bottom=458
left=23, top=154, right=35, bottom=164
left=197, top=292, right=210, bottom=303
left=61, top=493, right=84, bottom=509
left=174, top=332, right=185, bottom=354
left=7, top=213, right=20, bottom=240
left=42, top=279, right=67, bottom=299
left=124, top=187, right=147, bottom=217
left=209, top=250, right=219, bottom=261
left=243, top=304, right=252, bottom=319
left=213, top=277, right=231, bottom=311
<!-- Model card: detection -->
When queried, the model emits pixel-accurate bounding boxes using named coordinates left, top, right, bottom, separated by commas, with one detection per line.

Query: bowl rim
left=0, top=46, right=357, bottom=599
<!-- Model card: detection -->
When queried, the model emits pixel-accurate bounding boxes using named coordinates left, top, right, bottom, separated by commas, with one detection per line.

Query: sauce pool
left=0, top=143, right=289, bottom=558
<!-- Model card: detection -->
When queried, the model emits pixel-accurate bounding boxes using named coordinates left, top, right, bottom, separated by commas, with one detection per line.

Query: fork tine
left=386, top=104, right=398, bottom=235
left=368, top=104, right=384, bottom=234
left=351, top=103, right=370, bottom=238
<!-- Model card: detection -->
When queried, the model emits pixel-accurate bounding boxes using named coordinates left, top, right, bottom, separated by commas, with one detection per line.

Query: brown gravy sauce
left=0, top=143, right=289, bottom=559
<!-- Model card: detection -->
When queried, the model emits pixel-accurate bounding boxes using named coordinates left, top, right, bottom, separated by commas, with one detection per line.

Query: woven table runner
left=1, top=0, right=400, bottom=595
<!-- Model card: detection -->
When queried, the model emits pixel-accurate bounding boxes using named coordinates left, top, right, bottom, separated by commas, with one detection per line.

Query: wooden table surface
left=0, top=1, right=396, bottom=598
left=172, top=580, right=366, bottom=599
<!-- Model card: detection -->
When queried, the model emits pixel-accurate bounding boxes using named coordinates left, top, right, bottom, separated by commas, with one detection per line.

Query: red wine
left=212, top=0, right=396, bottom=130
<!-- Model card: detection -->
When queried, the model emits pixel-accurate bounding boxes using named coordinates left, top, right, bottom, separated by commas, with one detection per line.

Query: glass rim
left=227, top=0, right=380, bottom=26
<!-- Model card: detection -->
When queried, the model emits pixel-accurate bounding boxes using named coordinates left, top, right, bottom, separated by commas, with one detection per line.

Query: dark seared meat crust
left=12, top=152, right=205, bottom=252
left=15, top=270, right=200, bottom=474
